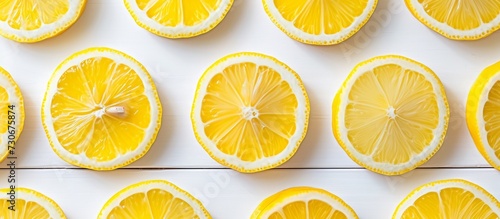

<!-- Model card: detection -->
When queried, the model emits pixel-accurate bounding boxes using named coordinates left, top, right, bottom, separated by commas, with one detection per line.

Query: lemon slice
left=0, top=67, right=24, bottom=163
left=251, top=187, right=358, bottom=219
left=0, top=0, right=86, bottom=43
left=333, top=55, right=449, bottom=175
left=98, top=180, right=211, bottom=219
left=124, top=0, right=233, bottom=38
left=42, top=47, right=162, bottom=170
left=393, top=179, right=500, bottom=218
left=191, top=52, right=309, bottom=173
left=405, top=0, right=500, bottom=40
left=262, top=0, right=378, bottom=45
left=466, top=61, right=500, bottom=170
left=0, top=187, right=66, bottom=218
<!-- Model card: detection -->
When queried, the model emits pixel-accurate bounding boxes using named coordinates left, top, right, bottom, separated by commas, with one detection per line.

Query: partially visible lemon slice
left=98, top=180, right=211, bottom=219
left=42, top=47, right=162, bottom=170
left=124, top=0, right=233, bottom=38
left=466, top=60, right=500, bottom=171
left=393, top=179, right=500, bottom=218
left=0, top=0, right=86, bottom=43
left=0, top=67, right=24, bottom=163
left=251, top=187, right=358, bottom=219
left=0, top=187, right=66, bottom=219
left=405, top=0, right=500, bottom=40
left=333, top=55, right=449, bottom=175
left=262, top=0, right=378, bottom=45
left=191, top=52, right=310, bottom=173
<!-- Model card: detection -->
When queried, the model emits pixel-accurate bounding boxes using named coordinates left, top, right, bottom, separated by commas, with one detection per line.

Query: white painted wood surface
left=0, top=0, right=499, bottom=218
left=1, top=169, right=499, bottom=218
left=0, top=0, right=499, bottom=169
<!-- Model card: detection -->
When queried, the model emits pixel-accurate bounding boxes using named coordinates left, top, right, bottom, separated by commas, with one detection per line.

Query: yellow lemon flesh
left=0, top=187, right=66, bottom=219
left=262, top=0, right=378, bottom=45
left=467, top=61, right=500, bottom=170
left=191, top=52, right=309, bottom=173
left=251, top=187, right=358, bottom=219
left=98, top=180, right=211, bottom=219
left=333, top=55, right=449, bottom=175
left=0, top=0, right=86, bottom=42
left=393, top=179, right=500, bottom=218
left=405, top=0, right=500, bottom=40
left=124, top=0, right=234, bottom=38
left=42, top=47, right=162, bottom=170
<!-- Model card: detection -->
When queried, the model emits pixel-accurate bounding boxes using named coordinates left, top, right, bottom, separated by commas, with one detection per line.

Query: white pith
left=124, top=0, right=232, bottom=36
left=407, top=0, right=500, bottom=38
left=99, top=181, right=208, bottom=219
left=0, top=0, right=85, bottom=41
left=42, top=48, right=160, bottom=169
left=1, top=188, right=64, bottom=219
left=192, top=53, right=308, bottom=171
left=259, top=191, right=356, bottom=218
left=393, top=180, right=500, bottom=218
left=0, top=70, right=23, bottom=160
left=476, top=71, right=500, bottom=167
left=337, top=57, right=448, bottom=173
left=263, top=0, right=377, bottom=43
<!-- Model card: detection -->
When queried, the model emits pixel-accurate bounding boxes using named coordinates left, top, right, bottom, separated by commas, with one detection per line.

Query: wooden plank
left=0, top=0, right=498, bottom=169
left=0, top=169, right=498, bottom=218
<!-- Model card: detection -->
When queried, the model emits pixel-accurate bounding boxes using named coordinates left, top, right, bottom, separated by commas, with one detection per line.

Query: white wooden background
left=0, top=0, right=499, bottom=218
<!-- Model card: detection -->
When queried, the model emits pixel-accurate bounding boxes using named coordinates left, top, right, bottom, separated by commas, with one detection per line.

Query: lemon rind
left=191, top=52, right=310, bottom=173
left=0, top=0, right=87, bottom=43
left=41, top=47, right=162, bottom=170
left=333, top=55, right=449, bottom=176
left=97, top=180, right=211, bottom=219
left=405, top=0, right=500, bottom=40
left=262, top=0, right=378, bottom=45
left=392, top=179, right=500, bottom=218
left=123, top=0, right=233, bottom=39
